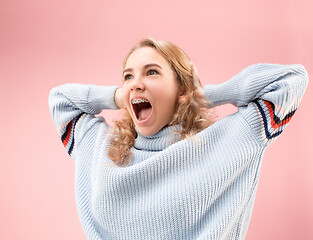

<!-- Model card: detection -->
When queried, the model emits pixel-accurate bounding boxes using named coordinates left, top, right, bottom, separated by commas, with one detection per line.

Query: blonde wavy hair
left=108, top=37, right=214, bottom=166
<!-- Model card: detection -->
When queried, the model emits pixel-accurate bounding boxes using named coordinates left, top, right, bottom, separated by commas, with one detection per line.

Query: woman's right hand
left=114, top=88, right=126, bottom=109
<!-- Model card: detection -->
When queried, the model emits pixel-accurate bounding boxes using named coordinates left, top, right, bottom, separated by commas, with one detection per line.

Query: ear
left=177, top=88, right=188, bottom=103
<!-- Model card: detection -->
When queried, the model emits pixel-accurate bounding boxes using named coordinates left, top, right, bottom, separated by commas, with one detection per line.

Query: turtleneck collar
left=134, top=125, right=181, bottom=151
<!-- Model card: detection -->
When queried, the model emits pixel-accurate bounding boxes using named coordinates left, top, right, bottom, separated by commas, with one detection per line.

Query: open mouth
left=131, top=98, right=153, bottom=121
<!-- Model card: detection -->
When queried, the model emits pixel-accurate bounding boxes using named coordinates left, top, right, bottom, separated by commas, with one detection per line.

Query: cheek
left=156, top=90, right=179, bottom=112
left=152, top=81, right=179, bottom=98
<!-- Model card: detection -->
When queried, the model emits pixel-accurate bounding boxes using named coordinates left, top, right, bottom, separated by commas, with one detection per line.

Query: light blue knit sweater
left=49, top=64, right=308, bottom=240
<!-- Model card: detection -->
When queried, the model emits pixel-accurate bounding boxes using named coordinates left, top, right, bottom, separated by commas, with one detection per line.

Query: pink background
left=1, top=0, right=312, bottom=239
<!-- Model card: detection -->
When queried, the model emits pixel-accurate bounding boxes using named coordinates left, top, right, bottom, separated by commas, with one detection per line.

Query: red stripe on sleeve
left=63, top=121, right=73, bottom=147
left=263, top=100, right=293, bottom=130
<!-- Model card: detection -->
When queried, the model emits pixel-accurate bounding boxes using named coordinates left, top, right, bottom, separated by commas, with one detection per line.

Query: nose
left=130, top=77, right=145, bottom=91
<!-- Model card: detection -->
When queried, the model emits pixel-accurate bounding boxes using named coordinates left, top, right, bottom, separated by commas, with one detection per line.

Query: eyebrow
left=122, top=63, right=162, bottom=75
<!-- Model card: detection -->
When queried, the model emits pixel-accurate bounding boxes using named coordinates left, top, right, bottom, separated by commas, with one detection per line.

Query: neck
left=134, top=125, right=181, bottom=151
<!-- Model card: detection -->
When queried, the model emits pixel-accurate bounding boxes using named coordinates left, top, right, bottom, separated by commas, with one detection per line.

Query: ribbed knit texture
left=49, top=64, right=308, bottom=240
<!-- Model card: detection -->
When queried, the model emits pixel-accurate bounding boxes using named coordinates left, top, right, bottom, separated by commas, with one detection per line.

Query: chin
left=137, top=130, right=156, bottom=137
left=136, top=127, right=159, bottom=137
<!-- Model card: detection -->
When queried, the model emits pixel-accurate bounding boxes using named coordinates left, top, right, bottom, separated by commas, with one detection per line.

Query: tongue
left=139, top=107, right=152, bottom=121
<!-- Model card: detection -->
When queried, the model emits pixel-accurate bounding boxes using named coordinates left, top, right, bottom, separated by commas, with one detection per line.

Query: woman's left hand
left=191, top=63, right=205, bottom=100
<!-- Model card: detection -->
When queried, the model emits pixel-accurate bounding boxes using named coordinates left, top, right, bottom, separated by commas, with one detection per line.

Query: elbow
left=293, top=64, right=309, bottom=88
left=48, top=86, right=63, bottom=116
left=48, top=88, right=57, bottom=117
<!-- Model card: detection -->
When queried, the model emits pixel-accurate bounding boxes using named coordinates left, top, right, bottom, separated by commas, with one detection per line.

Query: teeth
left=131, top=98, right=149, bottom=104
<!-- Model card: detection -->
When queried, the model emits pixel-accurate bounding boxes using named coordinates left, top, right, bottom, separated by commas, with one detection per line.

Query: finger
left=191, top=64, right=202, bottom=88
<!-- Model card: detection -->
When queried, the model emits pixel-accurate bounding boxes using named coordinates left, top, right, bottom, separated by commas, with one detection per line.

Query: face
left=121, top=47, right=183, bottom=136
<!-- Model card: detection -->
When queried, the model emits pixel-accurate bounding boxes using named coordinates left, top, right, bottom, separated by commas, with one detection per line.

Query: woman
left=49, top=38, right=308, bottom=240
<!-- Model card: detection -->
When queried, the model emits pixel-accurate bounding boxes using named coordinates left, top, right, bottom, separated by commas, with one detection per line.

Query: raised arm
left=48, top=83, right=118, bottom=156
left=204, top=63, right=309, bottom=146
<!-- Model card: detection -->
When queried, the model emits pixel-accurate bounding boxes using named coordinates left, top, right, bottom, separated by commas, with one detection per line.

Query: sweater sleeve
left=204, top=63, right=309, bottom=146
left=48, top=83, right=119, bottom=156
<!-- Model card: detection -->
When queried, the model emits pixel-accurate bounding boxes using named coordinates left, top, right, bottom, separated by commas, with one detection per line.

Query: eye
left=147, top=69, right=158, bottom=76
left=124, top=74, right=133, bottom=81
